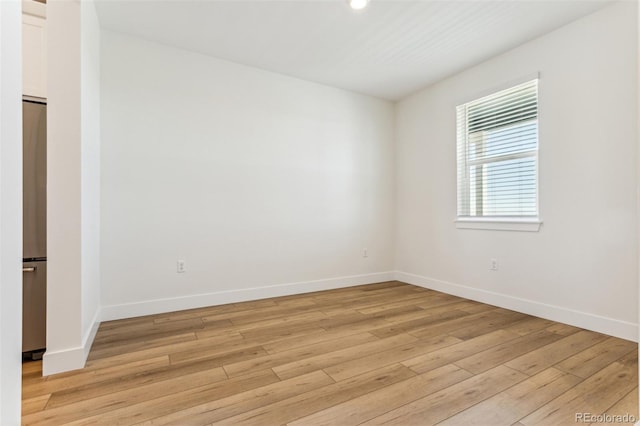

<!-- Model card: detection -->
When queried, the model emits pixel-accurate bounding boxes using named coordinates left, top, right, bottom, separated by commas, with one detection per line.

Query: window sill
left=455, top=218, right=542, bottom=232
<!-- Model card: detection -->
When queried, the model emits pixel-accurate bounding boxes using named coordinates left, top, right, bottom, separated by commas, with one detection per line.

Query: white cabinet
left=22, top=1, right=46, bottom=99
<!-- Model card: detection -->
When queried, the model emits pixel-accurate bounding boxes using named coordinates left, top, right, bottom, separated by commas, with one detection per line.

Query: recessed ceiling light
left=348, top=0, right=369, bottom=11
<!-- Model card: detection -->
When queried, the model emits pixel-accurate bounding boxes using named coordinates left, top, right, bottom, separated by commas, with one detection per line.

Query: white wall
left=80, top=0, right=101, bottom=361
left=45, top=0, right=101, bottom=376
left=46, top=0, right=82, bottom=375
left=0, top=0, right=23, bottom=423
left=637, top=0, right=640, bottom=413
left=395, top=1, right=638, bottom=341
left=100, top=31, right=395, bottom=319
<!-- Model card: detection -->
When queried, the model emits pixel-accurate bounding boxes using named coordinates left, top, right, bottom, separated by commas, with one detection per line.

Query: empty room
left=1, top=0, right=639, bottom=424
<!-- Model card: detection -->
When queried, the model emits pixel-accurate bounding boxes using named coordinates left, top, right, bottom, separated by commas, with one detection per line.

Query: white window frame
left=455, top=76, right=542, bottom=232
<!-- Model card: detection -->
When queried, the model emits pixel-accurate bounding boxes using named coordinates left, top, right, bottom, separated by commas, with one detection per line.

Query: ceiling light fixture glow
left=348, top=0, right=369, bottom=10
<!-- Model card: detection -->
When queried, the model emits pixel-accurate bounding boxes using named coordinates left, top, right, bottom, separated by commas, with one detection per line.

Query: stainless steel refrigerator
left=23, top=100, right=46, bottom=356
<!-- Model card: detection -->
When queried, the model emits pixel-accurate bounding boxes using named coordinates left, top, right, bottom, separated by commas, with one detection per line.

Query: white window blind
left=456, top=79, right=539, bottom=219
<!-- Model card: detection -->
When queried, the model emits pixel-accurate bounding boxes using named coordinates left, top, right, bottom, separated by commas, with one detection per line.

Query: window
left=456, top=79, right=540, bottom=231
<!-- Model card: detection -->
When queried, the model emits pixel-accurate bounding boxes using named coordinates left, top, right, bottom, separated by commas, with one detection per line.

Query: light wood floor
left=22, top=281, right=638, bottom=425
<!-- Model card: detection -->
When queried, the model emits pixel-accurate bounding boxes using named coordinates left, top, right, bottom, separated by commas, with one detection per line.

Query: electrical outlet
left=363, top=248, right=368, bottom=258
left=177, top=260, right=186, bottom=273
left=490, top=258, right=498, bottom=271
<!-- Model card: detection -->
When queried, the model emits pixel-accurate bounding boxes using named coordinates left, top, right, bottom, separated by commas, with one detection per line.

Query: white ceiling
left=94, top=0, right=614, bottom=101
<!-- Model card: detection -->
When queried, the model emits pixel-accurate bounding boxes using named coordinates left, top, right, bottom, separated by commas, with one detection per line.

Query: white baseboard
left=42, top=307, right=101, bottom=376
left=395, top=271, right=638, bottom=342
left=42, top=346, right=86, bottom=376
left=100, top=272, right=396, bottom=322
left=83, top=308, right=101, bottom=360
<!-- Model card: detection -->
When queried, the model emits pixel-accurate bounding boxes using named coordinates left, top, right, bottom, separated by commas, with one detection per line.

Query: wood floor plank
left=413, top=293, right=464, bottom=308
left=168, top=345, right=267, bottom=368
left=232, top=310, right=327, bottom=332
left=505, top=330, right=609, bottom=376
left=366, top=309, right=473, bottom=339
left=317, top=291, right=434, bottom=315
left=408, top=308, right=537, bottom=341
left=22, top=355, right=170, bottom=400
left=190, top=326, right=243, bottom=340
left=414, top=299, right=490, bottom=316
left=75, top=370, right=330, bottom=426
left=439, top=368, right=582, bottom=426
left=312, top=311, right=369, bottom=327
left=317, top=283, right=423, bottom=300
left=520, top=351, right=638, bottom=425
left=44, top=353, right=247, bottom=409
left=151, top=309, right=231, bottom=325
left=261, top=327, right=370, bottom=354
left=228, top=302, right=319, bottom=326
left=21, top=394, right=51, bottom=416
left=379, top=304, right=469, bottom=325
left=361, top=365, right=527, bottom=425
left=217, top=364, right=417, bottom=425
left=94, top=315, right=236, bottom=349
left=21, top=368, right=48, bottom=388
left=87, top=332, right=198, bottom=361
left=501, top=316, right=556, bottom=336
left=362, top=304, right=427, bottom=322
left=271, top=297, right=317, bottom=308
left=289, top=363, right=473, bottom=426
left=284, top=286, right=417, bottom=314
left=195, top=323, right=304, bottom=341
left=317, top=315, right=393, bottom=333
left=555, top=336, right=637, bottom=379
left=454, top=329, right=566, bottom=374
left=84, top=331, right=245, bottom=369
left=451, top=299, right=498, bottom=314
left=22, top=366, right=228, bottom=425
left=21, top=282, right=638, bottom=426
left=356, top=293, right=448, bottom=315
left=447, top=310, right=529, bottom=340
left=200, top=303, right=317, bottom=325
left=324, top=334, right=462, bottom=381
left=307, top=282, right=406, bottom=300
left=598, top=387, right=639, bottom=425
left=140, top=370, right=335, bottom=425
left=98, top=299, right=276, bottom=330
left=96, top=316, right=155, bottom=332
left=546, top=322, right=582, bottom=336
left=239, top=319, right=325, bottom=340
left=223, top=332, right=379, bottom=377
left=272, top=333, right=417, bottom=380
left=319, top=306, right=362, bottom=317
left=392, top=309, right=502, bottom=340
left=402, top=329, right=520, bottom=374
left=22, top=360, right=44, bottom=375
left=92, top=317, right=206, bottom=345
